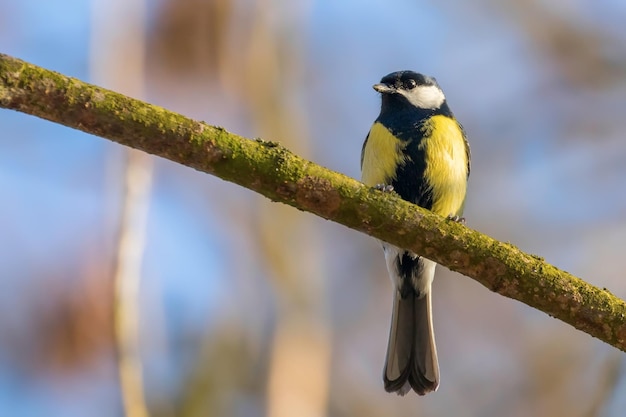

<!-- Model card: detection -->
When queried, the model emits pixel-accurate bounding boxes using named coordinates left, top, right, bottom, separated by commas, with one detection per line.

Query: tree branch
left=2, top=52, right=625, bottom=351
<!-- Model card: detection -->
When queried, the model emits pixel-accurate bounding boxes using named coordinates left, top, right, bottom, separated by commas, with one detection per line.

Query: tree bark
left=2, top=52, right=625, bottom=351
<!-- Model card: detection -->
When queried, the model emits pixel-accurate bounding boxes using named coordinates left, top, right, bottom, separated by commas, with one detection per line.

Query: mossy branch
left=2, top=52, right=625, bottom=351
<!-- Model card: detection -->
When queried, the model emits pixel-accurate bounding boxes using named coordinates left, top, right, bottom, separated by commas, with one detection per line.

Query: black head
left=374, top=71, right=446, bottom=111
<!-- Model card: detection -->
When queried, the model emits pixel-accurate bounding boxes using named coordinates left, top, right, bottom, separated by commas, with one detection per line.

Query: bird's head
left=374, top=71, right=445, bottom=111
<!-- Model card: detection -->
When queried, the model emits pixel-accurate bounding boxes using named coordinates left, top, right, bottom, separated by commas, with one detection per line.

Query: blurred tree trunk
left=147, top=0, right=330, bottom=415
left=238, top=2, right=332, bottom=416
left=91, top=1, right=153, bottom=416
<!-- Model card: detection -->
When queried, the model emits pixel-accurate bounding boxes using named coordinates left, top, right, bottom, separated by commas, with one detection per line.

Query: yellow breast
left=361, top=122, right=407, bottom=187
left=420, top=115, right=468, bottom=216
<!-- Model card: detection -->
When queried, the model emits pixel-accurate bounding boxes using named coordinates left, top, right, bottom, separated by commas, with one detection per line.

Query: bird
left=361, top=71, right=470, bottom=396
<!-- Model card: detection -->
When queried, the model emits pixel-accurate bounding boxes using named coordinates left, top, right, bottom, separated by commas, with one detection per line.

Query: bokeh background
left=2, top=0, right=626, bottom=416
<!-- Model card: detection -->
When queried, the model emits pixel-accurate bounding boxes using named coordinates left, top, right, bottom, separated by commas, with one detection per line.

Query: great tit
left=361, top=71, right=470, bottom=396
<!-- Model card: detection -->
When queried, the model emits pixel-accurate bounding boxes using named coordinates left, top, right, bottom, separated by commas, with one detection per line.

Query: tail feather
left=410, top=291, right=439, bottom=394
left=383, top=290, right=439, bottom=396
left=383, top=290, right=415, bottom=395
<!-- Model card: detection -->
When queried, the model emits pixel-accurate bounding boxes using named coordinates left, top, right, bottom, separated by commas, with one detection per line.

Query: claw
left=374, top=184, right=395, bottom=193
left=447, top=215, right=466, bottom=224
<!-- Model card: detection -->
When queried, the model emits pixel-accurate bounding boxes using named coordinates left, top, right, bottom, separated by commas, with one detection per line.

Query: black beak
left=373, top=83, right=396, bottom=94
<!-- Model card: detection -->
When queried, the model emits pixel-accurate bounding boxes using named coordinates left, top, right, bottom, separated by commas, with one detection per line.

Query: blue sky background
left=2, top=0, right=626, bottom=416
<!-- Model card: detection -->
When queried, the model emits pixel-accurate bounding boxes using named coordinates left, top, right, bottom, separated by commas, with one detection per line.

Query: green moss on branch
left=2, top=52, right=626, bottom=351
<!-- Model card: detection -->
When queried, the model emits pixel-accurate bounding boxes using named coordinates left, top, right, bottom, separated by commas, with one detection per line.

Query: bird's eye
left=406, top=79, right=417, bottom=90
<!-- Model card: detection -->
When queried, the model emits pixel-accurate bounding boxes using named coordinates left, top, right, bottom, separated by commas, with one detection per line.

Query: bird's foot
left=447, top=214, right=466, bottom=224
left=374, top=184, right=395, bottom=193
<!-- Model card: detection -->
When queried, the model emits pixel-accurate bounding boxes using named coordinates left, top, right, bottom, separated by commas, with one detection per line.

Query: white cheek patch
left=400, top=85, right=445, bottom=109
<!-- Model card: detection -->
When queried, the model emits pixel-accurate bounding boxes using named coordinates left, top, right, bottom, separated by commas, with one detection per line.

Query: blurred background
left=1, top=0, right=626, bottom=416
